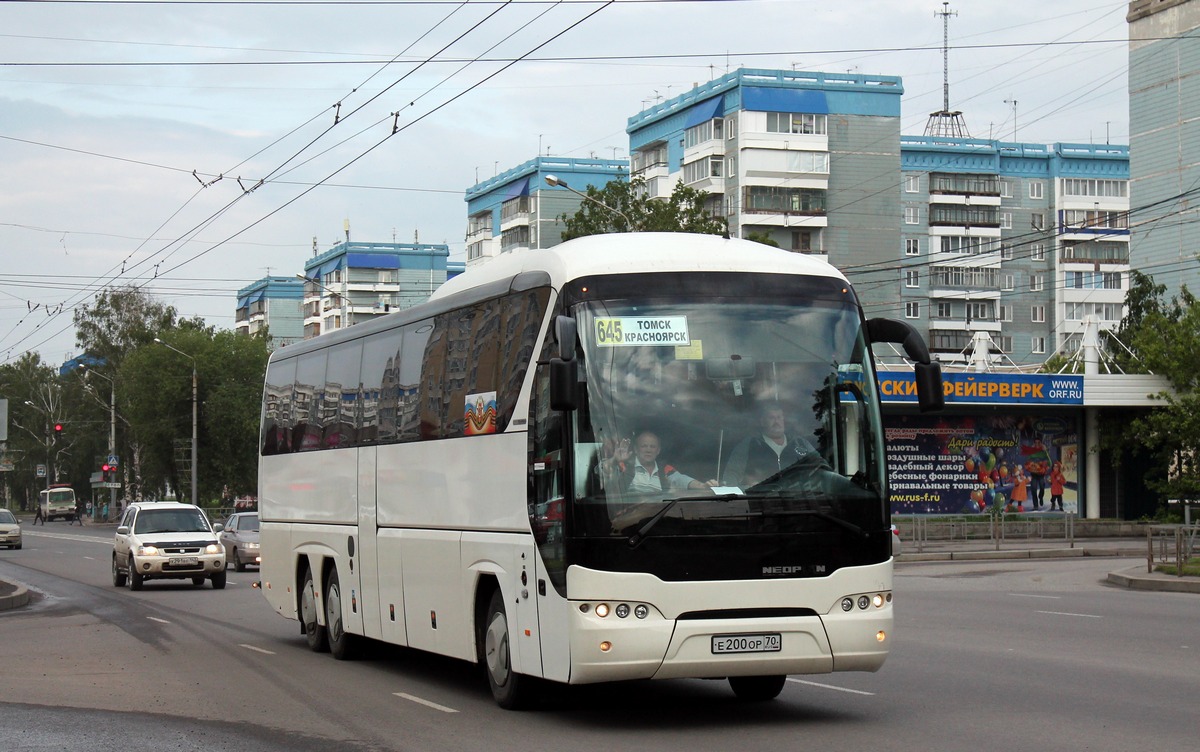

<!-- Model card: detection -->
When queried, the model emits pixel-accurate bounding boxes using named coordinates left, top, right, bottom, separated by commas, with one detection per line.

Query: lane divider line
left=393, top=692, right=459, bottom=713
left=238, top=644, right=276, bottom=655
left=786, top=678, right=875, bottom=695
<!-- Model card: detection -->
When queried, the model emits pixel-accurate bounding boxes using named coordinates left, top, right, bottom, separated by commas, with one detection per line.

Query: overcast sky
left=0, top=0, right=1132, bottom=365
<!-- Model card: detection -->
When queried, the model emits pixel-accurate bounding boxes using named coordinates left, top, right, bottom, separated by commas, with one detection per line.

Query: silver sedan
left=219, top=512, right=261, bottom=572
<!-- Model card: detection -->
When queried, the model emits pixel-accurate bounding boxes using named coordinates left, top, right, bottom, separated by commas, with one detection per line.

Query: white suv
left=112, top=501, right=226, bottom=590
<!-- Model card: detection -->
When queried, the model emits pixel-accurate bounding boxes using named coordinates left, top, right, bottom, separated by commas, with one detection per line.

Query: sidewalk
left=897, top=536, right=1200, bottom=594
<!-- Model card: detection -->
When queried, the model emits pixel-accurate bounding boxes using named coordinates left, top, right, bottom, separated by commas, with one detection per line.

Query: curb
left=0, top=583, right=31, bottom=611
left=897, top=547, right=1142, bottom=563
left=1106, top=567, right=1200, bottom=594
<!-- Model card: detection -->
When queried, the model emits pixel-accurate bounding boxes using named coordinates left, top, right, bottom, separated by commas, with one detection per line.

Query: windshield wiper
left=626, top=493, right=740, bottom=548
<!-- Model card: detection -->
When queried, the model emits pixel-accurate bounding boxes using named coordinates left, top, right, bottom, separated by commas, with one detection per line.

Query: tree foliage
left=559, top=176, right=728, bottom=241
left=74, top=286, right=177, bottom=372
left=1106, top=274, right=1200, bottom=502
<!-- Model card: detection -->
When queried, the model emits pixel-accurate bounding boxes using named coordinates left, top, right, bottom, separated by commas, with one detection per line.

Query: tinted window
left=294, top=350, right=327, bottom=452
left=360, top=327, right=403, bottom=445
left=324, top=340, right=363, bottom=449
left=261, top=358, right=296, bottom=455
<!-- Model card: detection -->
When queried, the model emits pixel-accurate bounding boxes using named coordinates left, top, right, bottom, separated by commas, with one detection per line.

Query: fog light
left=634, top=604, right=648, bottom=619
left=143, top=563, right=151, bottom=571
left=872, top=594, right=885, bottom=608
left=595, top=603, right=610, bottom=618
left=599, top=641, right=612, bottom=652
left=615, top=604, right=630, bottom=619
left=876, top=631, right=886, bottom=643
left=579, top=603, right=590, bottom=613
left=841, top=598, right=854, bottom=612
left=857, top=596, right=869, bottom=610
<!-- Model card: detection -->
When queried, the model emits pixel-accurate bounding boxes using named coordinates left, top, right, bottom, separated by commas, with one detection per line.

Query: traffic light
left=53, top=422, right=63, bottom=443
left=101, top=463, right=113, bottom=483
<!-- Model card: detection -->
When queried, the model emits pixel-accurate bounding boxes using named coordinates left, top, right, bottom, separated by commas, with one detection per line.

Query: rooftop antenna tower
left=924, top=2, right=970, bottom=138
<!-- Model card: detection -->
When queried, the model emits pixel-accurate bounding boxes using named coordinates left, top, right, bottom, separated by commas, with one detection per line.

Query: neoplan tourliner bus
left=258, top=233, right=943, bottom=708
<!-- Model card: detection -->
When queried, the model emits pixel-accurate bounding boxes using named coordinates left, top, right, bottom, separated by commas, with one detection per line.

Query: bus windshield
left=568, top=287, right=887, bottom=558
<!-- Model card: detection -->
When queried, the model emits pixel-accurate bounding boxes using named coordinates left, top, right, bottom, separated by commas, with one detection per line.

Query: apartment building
left=625, top=68, right=903, bottom=301
left=900, top=138, right=1129, bottom=366
left=1128, top=0, right=1200, bottom=297
left=234, top=276, right=305, bottom=349
left=300, top=240, right=458, bottom=339
left=464, top=157, right=628, bottom=267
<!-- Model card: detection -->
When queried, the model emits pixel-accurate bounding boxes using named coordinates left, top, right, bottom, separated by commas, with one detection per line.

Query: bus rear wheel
left=728, top=675, right=787, bottom=701
left=300, top=567, right=328, bottom=652
left=482, top=589, right=534, bottom=710
left=325, top=568, right=359, bottom=660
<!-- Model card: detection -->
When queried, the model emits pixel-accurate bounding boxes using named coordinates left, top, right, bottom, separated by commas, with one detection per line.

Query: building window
left=969, top=302, right=990, bottom=321
left=904, top=175, right=920, bottom=193
left=1062, top=209, right=1127, bottom=230
left=1002, top=273, right=1015, bottom=291
left=904, top=206, right=919, bottom=225
left=905, top=238, right=920, bottom=256
left=791, top=231, right=814, bottom=252
left=941, top=236, right=987, bottom=254
left=999, top=180, right=1011, bottom=198
left=1000, top=242, right=1014, bottom=260
left=683, top=156, right=723, bottom=184
left=1029, top=182, right=1044, bottom=200
left=905, top=270, right=920, bottom=288
left=1000, top=212, right=1013, bottom=229
left=1029, top=273, right=1044, bottom=292
left=685, top=118, right=723, bottom=148
left=726, top=116, right=736, bottom=139
left=995, top=335, right=1013, bottom=353
left=905, top=301, right=920, bottom=319
left=1031, top=212, right=1045, bottom=231
left=1032, top=305, right=1045, bottom=323
left=998, top=304, right=1012, bottom=322
left=1062, top=178, right=1127, bottom=198
left=726, top=156, right=736, bottom=176
left=1032, top=336, right=1046, bottom=354
left=936, top=302, right=952, bottom=318
left=1031, top=243, right=1045, bottom=262
left=765, top=112, right=827, bottom=135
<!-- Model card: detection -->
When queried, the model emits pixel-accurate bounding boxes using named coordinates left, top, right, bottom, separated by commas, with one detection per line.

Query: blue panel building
left=235, top=277, right=305, bottom=350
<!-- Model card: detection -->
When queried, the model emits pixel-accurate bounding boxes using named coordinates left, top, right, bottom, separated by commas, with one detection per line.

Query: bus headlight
left=594, top=603, right=610, bottom=618
left=634, top=604, right=648, bottom=619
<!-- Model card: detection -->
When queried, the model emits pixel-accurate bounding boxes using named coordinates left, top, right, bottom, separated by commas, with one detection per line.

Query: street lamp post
left=154, top=338, right=197, bottom=506
left=544, top=174, right=633, bottom=229
left=23, top=399, right=50, bottom=495
left=81, top=366, right=118, bottom=519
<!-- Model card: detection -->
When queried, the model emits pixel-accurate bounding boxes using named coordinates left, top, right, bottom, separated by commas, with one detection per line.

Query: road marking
left=786, top=679, right=875, bottom=695
left=147, top=617, right=171, bottom=624
left=238, top=644, right=275, bottom=655
left=1036, top=610, right=1102, bottom=618
left=393, top=692, right=459, bottom=713
left=1009, top=593, right=1060, bottom=599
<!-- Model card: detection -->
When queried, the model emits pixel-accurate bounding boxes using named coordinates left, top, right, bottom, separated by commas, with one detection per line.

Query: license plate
left=711, top=633, right=782, bottom=654
left=169, top=556, right=199, bottom=566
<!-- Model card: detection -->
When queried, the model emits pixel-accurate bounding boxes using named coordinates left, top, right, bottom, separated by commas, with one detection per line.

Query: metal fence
left=1146, top=524, right=1200, bottom=576
left=897, top=512, right=1078, bottom=553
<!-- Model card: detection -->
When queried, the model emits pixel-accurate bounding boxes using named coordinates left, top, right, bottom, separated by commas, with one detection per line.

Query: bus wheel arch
left=476, top=579, right=535, bottom=710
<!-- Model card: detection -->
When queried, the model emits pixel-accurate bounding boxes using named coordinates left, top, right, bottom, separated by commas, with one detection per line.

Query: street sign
left=97, top=482, right=121, bottom=489
left=107, top=454, right=119, bottom=466
left=36, top=464, right=46, bottom=478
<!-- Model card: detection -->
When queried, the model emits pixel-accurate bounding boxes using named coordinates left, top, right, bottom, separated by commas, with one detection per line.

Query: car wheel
left=112, top=555, right=127, bottom=587
left=325, top=568, right=359, bottom=660
left=300, top=567, right=328, bottom=653
left=728, top=675, right=787, bottom=702
left=233, top=548, right=246, bottom=572
left=481, top=588, right=534, bottom=709
left=211, top=570, right=227, bottom=590
left=128, top=562, right=144, bottom=591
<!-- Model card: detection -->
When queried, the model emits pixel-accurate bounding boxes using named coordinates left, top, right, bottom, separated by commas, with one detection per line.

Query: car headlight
left=205, top=543, right=221, bottom=555
left=136, top=545, right=159, bottom=556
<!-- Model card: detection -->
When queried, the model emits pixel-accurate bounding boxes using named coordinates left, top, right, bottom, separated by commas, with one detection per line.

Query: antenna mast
left=924, top=2, right=970, bottom=138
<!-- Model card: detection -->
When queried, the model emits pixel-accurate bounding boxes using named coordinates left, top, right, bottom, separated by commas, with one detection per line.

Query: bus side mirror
left=554, top=316, right=577, bottom=362
left=865, top=317, right=945, bottom=413
left=549, top=358, right=578, bottom=411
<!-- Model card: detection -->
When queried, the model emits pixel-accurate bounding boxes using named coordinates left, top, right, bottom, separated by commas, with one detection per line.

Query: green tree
left=120, top=326, right=269, bottom=504
left=745, top=232, right=780, bottom=248
left=1105, top=276, right=1200, bottom=504
left=559, top=176, right=728, bottom=241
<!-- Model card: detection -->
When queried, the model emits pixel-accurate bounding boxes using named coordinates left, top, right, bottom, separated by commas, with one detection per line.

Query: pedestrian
left=74, top=498, right=86, bottom=525
left=33, top=501, right=45, bottom=525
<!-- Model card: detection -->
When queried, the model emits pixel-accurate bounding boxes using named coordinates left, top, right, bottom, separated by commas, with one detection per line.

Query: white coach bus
left=257, top=233, right=942, bottom=708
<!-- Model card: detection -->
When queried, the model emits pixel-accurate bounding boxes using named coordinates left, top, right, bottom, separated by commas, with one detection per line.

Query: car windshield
left=240, top=515, right=260, bottom=532
left=133, top=508, right=211, bottom=534
left=569, top=292, right=886, bottom=540
left=0, top=510, right=16, bottom=524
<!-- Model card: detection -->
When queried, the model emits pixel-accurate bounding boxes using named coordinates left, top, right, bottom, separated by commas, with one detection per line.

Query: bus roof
left=269, top=233, right=849, bottom=362
left=430, top=233, right=847, bottom=302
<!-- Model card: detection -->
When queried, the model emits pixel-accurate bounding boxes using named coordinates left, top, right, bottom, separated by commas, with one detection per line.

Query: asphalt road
left=1, top=522, right=1196, bottom=752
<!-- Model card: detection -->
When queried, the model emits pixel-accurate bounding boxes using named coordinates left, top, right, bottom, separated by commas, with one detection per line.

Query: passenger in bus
left=600, top=430, right=718, bottom=494
left=724, top=401, right=821, bottom=487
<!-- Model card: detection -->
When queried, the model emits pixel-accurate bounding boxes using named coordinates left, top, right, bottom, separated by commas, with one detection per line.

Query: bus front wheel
left=728, top=674, right=787, bottom=701
left=300, top=567, right=328, bottom=653
left=482, top=589, right=534, bottom=710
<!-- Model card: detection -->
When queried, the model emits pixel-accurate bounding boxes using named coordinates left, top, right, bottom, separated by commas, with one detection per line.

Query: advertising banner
left=878, top=372, right=1084, bottom=406
left=885, top=413, right=1079, bottom=515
